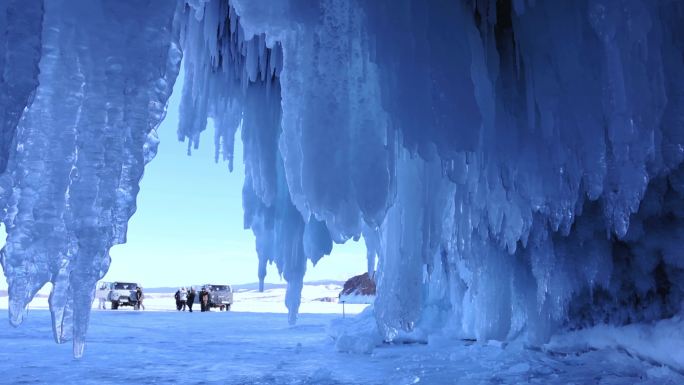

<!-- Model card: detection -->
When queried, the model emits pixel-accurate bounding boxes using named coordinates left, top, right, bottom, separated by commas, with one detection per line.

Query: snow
left=0, top=308, right=682, bottom=384
left=338, top=294, right=374, bottom=305
left=548, top=315, right=684, bottom=373
left=0, top=283, right=368, bottom=316
left=330, top=306, right=382, bottom=354
left=1, top=0, right=684, bottom=363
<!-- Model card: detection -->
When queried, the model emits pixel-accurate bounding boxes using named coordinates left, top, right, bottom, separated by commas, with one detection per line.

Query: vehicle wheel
left=111, top=301, right=119, bottom=310
left=226, top=305, right=231, bottom=311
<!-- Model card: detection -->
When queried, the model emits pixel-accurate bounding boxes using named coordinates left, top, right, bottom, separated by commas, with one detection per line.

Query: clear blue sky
left=0, top=72, right=368, bottom=290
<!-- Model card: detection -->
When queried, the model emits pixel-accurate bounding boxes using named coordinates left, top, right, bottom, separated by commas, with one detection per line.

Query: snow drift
left=1, top=0, right=683, bottom=357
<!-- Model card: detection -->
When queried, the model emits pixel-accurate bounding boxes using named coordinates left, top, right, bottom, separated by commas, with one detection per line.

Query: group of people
left=174, top=287, right=211, bottom=312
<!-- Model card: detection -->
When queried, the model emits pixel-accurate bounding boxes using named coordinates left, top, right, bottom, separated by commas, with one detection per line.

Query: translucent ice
left=0, top=0, right=181, bottom=356
left=179, top=0, right=684, bottom=344
left=3, top=0, right=684, bottom=356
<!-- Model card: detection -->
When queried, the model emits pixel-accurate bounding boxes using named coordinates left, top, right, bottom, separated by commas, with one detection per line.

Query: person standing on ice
left=135, top=287, right=145, bottom=310
left=174, top=289, right=181, bottom=311
left=187, top=287, right=196, bottom=312
left=200, top=287, right=210, bottom=312
left=179, top=287, right=188, bottom=311
left=96, top=282, right=108, bottom=310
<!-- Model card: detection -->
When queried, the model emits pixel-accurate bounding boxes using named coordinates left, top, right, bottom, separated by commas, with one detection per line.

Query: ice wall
left=2, top=0, right=684, bottom=356
left=182, top=0, right=684, bottom=343
left=0, top=0, right=43, bottom=176
left=0, top=0, right=181, bottom=357
left=179, top=0, right=344, bottom=324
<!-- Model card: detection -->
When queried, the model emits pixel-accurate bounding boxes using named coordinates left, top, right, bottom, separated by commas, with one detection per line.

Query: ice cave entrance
left=0, top=70, right=369, bottom=309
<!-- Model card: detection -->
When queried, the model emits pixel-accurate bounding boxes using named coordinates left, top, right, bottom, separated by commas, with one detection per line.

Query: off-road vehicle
left=203, top=284, right=233, bottom=311
left=103, top=282, right=139, bottom=309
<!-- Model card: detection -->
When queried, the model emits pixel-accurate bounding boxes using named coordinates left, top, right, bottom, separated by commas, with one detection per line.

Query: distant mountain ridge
left=141, top=280, right=345, bottom=293
left=0, top=281, right=348, bottom=296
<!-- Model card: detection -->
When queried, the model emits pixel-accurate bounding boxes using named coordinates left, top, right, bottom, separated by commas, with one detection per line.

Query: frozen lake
left=0, top=309, right=682, bottom=384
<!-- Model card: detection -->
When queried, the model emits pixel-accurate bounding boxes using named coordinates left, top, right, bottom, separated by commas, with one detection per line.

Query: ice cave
left=1, top=0, right=683, bottom=374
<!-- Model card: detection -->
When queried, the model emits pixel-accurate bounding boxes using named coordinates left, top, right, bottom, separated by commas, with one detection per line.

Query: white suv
left=99, top=282, right=139, bottom=309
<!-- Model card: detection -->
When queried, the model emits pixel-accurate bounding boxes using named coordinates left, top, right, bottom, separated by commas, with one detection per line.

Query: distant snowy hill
left=141, top=280, right=345, bottom=293
left=0, top=282, right=367, bottom=315
left=232, top=280, right=345, bottom=292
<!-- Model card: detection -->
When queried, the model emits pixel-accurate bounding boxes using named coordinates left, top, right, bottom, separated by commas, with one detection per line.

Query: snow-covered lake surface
left=0, top=308, right=682, bottom=384
left=0, top=284, right=368, bottom=314
left=1, top=285, right=683, bottom=384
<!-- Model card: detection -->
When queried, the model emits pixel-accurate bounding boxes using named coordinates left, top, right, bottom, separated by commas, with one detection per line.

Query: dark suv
left=203, top=284, right=233, bottom=311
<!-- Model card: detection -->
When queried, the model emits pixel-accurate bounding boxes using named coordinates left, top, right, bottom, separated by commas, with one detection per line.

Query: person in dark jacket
left=174, top=289, right=181, bottom=311
left=135, top=287, right=145, bottom=310
left=187, top=287, right=196, bottom=312
left=200, top=287, right=210, bottom=312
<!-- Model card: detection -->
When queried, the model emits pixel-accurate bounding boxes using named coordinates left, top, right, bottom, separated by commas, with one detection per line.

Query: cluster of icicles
left=1, top=0, right=683, bottom=356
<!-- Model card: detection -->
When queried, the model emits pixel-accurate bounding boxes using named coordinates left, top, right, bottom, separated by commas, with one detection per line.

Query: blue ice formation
left=0, top=0, right=182, bottom=357
left=2, top=0, right=684, bottom=356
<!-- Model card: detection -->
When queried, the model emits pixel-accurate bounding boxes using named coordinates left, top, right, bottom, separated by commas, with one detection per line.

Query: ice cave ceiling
left=1, top=0, right=683, bottom=357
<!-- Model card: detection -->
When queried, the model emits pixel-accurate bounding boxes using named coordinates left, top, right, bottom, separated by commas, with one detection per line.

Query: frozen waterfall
left=1, top=0, right=684, bottom=356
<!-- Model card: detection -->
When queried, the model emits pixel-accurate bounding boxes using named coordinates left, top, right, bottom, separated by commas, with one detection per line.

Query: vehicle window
left=209, top=285, right=228, bottom=291
left=114, top=283, right=137, bottom=290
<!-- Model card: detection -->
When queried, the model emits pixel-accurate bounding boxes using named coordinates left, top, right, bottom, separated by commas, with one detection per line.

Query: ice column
left=0, top=0, right=43, bottom=186
left=362, top=0, right=684, bottom=342
left=215, top=0, right=684, bottom=342
left=0, top=0, right=181, bottom=357
left=5, top=0, right=684, bottom=351
left=180, top=0, right=338, bottom=322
